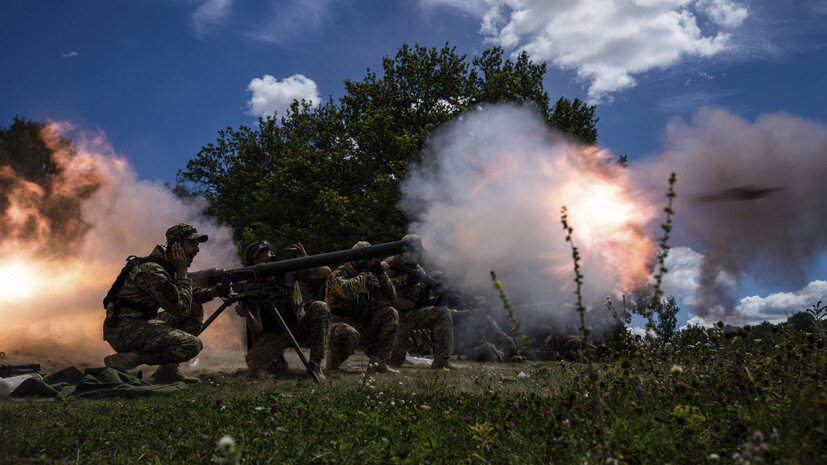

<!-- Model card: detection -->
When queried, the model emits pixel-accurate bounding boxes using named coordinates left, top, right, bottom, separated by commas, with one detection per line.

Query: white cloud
left=61, top=51, right=79, bottom=58
left=697, top=0, right=748, bottom=28
left=192, top=0, right=233, bottom=38
left=423, top=0, right=748, bottom=102
left=246, top=74, right=320, bottom=118
left=660, top=246, right=735, bottom=308
left=247, top=0, right=338, bottom=44
left=732, top=280, right=827, bottom=326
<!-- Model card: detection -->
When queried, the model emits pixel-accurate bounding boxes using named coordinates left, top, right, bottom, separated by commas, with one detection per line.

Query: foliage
left=2, top=325, right=823, bottom=464
left=177, top=44, right=599, bottom=253
left=490, top=270, right=531, bottom=354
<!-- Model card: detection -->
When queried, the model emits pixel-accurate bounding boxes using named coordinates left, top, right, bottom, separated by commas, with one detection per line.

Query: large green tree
left=178, top=44, right=599, bottom=253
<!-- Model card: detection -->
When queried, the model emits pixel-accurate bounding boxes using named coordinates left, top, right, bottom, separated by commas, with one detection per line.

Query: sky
left=1, top=0, right=826, bottom=331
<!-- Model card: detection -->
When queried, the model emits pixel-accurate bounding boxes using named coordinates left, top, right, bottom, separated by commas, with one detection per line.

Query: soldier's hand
left=235, top=302, right=250, bottom=317
left=370, top=261, right=385, bottom=274
left=205, top=282, right=228, bottom=300
left=290, top=242, right=308, bottom=258
left=169, top=242, right=188, bottom=277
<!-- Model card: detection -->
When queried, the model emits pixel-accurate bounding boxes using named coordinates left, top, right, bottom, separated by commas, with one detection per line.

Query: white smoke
left=401, top=104, right=658, bottom=334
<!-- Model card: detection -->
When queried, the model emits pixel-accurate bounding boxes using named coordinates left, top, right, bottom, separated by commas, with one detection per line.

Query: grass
left=1, top=330, right=824, bottom=464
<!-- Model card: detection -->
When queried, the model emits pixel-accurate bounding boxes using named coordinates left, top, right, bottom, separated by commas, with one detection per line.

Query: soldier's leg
left=423, top=306, right=454, bottom=362
left=291, top=301, right=331, bottom=366
left=364, top=306, right=399, bottom=363
left=390, top=310, right=416, bottom=366
left=245, top=333, right=286, bottom=377
left=327, top=321, right=359, bottom=370
left=157, top=302, right=204, bottom=336
left=465, top=343, right=505, bottom=362
left=109, top=317, right=202, bottom=365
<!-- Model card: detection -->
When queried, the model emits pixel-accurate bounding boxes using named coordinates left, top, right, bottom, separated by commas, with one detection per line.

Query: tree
left=654, top=296, right=680, bottom=342
left=178, top=43, right=599, bottom=252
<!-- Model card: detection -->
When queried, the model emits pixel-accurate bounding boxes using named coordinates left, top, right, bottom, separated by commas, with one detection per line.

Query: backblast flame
left=0, top=122, right=242, bottom=370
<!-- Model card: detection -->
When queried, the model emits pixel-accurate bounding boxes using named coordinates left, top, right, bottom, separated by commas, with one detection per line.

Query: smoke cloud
left=0, top=123, right=244, bottom=372
left=401, top=104, right=658, bottom=335
left=402, top=104, right=827, bottom=329
left=639, top=107, right=827, bottom=322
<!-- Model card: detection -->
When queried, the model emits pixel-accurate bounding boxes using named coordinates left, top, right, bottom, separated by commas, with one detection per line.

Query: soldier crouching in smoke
left=101, top=223, right=224, bottom=384
left=383, top=234, right=459, bottom=370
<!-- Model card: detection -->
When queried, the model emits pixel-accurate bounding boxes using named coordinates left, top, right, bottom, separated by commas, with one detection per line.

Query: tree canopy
left=178, top=43, right=599, bottom=253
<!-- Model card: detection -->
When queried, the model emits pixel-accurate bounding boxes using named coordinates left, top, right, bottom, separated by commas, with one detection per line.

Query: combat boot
left=150, top=364, right=201, bottom=384
left=326, top=347, right=342, bottom=372
left=368, top=356, right=399, bottom=374
left=312, top=365, right=326, bottom=382
left=431, top=358, right=462, bottom=370
left=104, top=352, right=144, bottom=370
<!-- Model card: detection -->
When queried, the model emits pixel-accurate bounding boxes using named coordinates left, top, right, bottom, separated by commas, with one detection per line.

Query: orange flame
left=0, top=122, right=243, bottom=369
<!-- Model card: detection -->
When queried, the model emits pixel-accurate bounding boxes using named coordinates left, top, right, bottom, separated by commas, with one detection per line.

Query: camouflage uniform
left=453, top=311, right=517, bottom=362
left=244, top=301, right=330, bottom=375
left=103, top=245, right=210, bottom=365
left=383, top=255, right=454, bottom=366
left=325, top=260, right=399, bottom=367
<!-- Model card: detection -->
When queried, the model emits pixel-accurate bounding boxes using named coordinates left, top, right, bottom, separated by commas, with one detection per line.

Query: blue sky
left=2, top=0, right=825, bottom=328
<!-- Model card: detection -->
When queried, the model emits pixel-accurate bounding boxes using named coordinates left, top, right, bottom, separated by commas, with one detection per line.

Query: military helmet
left=351, top=241, right=371, bottom=249
left=243, top=240, right=272, bottom=266
left=165, top=223, right=208, bottom=243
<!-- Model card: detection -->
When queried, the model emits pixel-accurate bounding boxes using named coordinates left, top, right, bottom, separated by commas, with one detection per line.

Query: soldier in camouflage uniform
left=235, top=241, right=330, bottom=380
left=383, top=235, right=458, bottom=370
left=102, top=224, right=224, bottom=383
left=325, top=241, right=399, bottom=373
left=452, top=297, right=520, bottom=363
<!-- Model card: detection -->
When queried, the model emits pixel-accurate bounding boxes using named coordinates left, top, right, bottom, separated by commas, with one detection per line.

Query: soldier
left=383, top=235, right=458, bottom=370
left=102, top=223, right=224, bottom=383
left=325, top=241, right=399, bottom=373
left=453, top=296, right=521, bottom=363
left=235, top=240, right=330, bottom=380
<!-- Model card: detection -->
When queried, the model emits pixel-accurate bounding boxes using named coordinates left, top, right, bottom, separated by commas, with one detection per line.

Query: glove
left=370, top=262, right=386, bottom=274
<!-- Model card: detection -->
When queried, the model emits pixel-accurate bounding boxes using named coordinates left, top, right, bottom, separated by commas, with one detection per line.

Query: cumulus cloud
left=246, top=74, right=320, bottom=118
left=423, top=0, right=748, bottom=101
left=192, top=0, right=233, bottom=37
left=661, top=246, right=735, bottom=309
left=732, top=281, right=827, bottom=325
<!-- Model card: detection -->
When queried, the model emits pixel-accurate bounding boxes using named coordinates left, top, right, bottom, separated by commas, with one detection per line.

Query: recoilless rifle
left=189, top=239, right=419, bottom=382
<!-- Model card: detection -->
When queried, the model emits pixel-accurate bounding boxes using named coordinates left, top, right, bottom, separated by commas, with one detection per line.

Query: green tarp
left=11, top=367, right=187, bottom=400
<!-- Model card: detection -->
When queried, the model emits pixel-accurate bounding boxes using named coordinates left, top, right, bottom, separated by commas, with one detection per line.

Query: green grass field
left=1, top=327, right=824, bottom=464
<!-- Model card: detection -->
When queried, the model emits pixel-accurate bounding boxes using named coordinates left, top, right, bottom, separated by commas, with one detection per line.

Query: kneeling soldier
left=236, top=240, right=329, bottom=380
left=102, top=223, right=223, bottom=383
left=383, top=234, right=458, bottom=370
left=325, top=241, right=400, bottom=373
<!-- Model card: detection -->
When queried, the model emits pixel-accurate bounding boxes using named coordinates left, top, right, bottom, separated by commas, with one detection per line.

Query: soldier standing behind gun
left=235, top=241, right=330, bottom=380
left=325, top=241, right=400, bottom=373
left=383, top=234, right=458, bottom=370
left=102, top=224, right=224, bottom=384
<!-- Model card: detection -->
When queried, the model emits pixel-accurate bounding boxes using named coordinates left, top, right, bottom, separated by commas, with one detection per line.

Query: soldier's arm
left=326, top=269, right=370, bottom=301
left=374, top=265, right=397, bottom=302
left=192, top=286, right=212, bottom=304
left=134, top=265, right=194, bottom=316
